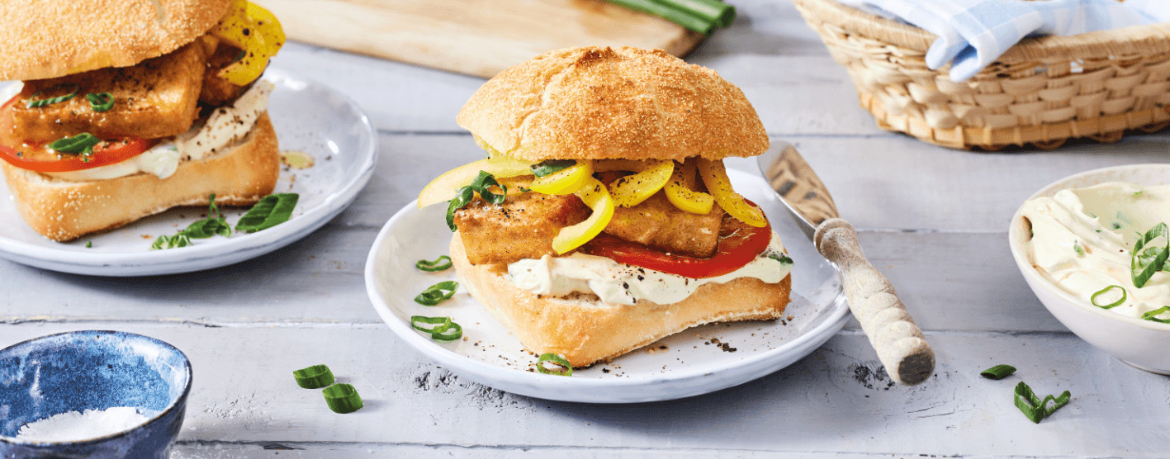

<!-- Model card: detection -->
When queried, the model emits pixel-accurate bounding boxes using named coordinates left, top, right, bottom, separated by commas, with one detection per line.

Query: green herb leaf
left=446, top=172, right=508, bottom=231
left=414, top=280, right=459, bottom=306
left=235, top=193, right=299, bottom=233
left=1131, top=223, right=1170, bottom=288
left=768, top=253, right=794, bottom=266
left=1073, top=241, right=1084, bottom=257
left=1141, top=306, right=1170, bottom=324
left=536, top=353, right=573, bottom=376
left=322, top=383, right=363, bottom=414
left=530, top=159, right=576, bottom=178
left=446, top=186, right=475, bottom=231
left=85, top=241, right=92, bottom=248
left=293, top=364, right=335, bottom=389
left=1090, top=285, right=1127, bottom=309
left=416, top=255, right=453, bottom=272
left=27, top=84, right=79, bottom=108
left=980, top=364, right=1016, bottom=380
left=86, top=92, right=114, bottom=112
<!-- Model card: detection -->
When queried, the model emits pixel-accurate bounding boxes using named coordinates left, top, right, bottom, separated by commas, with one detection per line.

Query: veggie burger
left=418, top=47, right=794, bottom=367
left=0, top=0, right=285, bottom=241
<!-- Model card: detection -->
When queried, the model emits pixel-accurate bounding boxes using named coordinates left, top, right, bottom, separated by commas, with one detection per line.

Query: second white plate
left=0, top=68, right=377, bottom=276
left=365, top=169, right=849, bottom=403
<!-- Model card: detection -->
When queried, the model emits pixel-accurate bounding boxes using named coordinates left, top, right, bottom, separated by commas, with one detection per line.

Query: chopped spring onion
left=1090, top=285, right=1127, bottom=309
left=293, top=364, right=335, bottom=389
left=536, top=353, right=573, bottom=376
left=86, top=92, right=114, bottom=112
left=1141, top=306, right=1170, bottom=324
left=410, top=316, right=464, bottom=341
left=416, top=255, right=453, bottom=272
left=322, top=383, right=363, bottom=414
left=1131, top=223, right=1169, bottom=288
left=27, top=84, right=79, bottom=108
left=664, top=0, right=735, bottom=27
left=530, top=159, right=577, bottom=178
left=605, top=0, right=715, bottom=34
left=414, top=281, right=458, bottom=306
left=446, top=171, right=506, bottom=231
left=48, top=133, right=100, bottom=156
left=980, top=364, right=1016, bottom=380
left=1013, top=381, right=1070, bottom=424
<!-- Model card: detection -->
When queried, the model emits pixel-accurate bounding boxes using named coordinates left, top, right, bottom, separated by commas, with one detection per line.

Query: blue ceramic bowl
left=0, top=330, right=192, bottom=459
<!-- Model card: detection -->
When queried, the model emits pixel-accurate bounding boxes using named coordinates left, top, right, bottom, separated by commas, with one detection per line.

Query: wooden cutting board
left=254, top=0, right=707, bottom=78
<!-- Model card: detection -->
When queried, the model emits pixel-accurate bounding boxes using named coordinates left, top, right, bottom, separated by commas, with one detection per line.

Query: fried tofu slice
left=200, top=42, right=247, bottom=106
left=603, top=191, right=724, bottom=258
left=455, top=191, right=591, bottom=265
left=11, top=41, right=208, bottom=143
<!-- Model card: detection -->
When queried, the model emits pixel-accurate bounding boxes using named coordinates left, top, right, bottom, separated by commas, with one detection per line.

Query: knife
left=758, top=142, right=935, bottom=386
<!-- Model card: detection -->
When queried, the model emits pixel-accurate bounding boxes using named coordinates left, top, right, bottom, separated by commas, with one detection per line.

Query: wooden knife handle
left=814, top=218, right=935, bottom=386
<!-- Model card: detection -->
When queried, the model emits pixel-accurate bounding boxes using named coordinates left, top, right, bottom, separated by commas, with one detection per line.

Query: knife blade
left=759, top=142, right=935, bottom=386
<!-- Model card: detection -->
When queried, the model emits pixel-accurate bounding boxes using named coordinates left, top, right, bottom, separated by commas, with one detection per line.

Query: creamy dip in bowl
left=1009, top=164, right=1170, bottom=374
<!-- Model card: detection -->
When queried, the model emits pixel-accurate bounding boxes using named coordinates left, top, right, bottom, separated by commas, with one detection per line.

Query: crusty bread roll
left=456, top=46, right=769, bottom=163
left=0, top=0, right=231, bottom=81
left=451, top=233, right=791, bottom=368
left=2, top=113, right=279, bottom=242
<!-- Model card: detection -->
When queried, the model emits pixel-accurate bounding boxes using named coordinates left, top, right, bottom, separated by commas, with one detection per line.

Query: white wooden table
left=4, top=2, right=1170, bottom=457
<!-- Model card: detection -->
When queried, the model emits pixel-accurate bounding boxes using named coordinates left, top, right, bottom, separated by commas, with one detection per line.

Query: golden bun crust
left=457, top=46, right=769, bottom=163
left=451, top=233, right=790, bottom=368
left=2, top=113, right=279, bottom=242
left=0, top=0, right=231, bottom=81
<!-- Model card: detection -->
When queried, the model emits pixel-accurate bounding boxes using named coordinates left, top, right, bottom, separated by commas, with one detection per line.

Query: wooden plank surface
left=4, top=0, right=1169, bottom=457
left=256, top=0, right=705, bottom=78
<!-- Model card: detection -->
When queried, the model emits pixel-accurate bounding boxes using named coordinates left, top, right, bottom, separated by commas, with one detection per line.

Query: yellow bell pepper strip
left=530, top=161, right=593, bottom=195
left=608, top=160, right=674, bottom=207
left=417, top=157, right=534, bottom=207
left=552, top=177, right=615, bottom=254
left=696, top=158, right=767, bottom=227
left=664, top=160, right=715, bottom=215
left=210, top=0, right=286, bottom=85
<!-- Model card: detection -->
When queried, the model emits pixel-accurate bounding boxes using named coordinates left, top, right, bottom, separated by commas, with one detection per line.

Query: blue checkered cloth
left=837, top=0, right=1170, bottom=81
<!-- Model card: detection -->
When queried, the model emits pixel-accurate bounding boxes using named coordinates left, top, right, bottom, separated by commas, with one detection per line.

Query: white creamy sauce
left=15, top=407, right=153, bottom=441
left=508, top=232, right=792, bottom=306
left=45, top=81, right=273, bottom=182
left=1021, top=181, right=1170, bottom=320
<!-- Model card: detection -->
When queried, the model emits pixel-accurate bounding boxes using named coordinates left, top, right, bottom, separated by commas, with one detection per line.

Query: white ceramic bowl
left=1008, top=164, right=1170, bottom=374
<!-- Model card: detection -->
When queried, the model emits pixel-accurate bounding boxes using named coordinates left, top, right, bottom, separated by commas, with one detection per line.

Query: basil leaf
left=446, top=186, right=475, bottom=231
left=471, top=171, right=507, bottom=205
left=235, top=193, right=299, bottom=233
left=48, top=133, right=100, bottom=154
left=530, top=159, right=576, bottom=178
left=768, top=253, right=794, bottom=266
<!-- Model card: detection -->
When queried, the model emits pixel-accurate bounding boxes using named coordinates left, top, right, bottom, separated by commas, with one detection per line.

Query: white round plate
left=0, top=68, right=376, bottom=276
left=365, top=169, right=849, bottom=403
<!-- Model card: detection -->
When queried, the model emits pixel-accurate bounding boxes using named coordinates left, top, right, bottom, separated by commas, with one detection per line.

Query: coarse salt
left=15, top=407, right=152, bottom=442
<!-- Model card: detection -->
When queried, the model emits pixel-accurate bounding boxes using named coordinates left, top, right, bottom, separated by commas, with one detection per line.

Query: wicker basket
left=794, top=0, right=1170, bottom=150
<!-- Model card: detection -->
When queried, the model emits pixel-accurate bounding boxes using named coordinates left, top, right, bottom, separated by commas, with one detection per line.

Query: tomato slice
left=0, top=96, right=157, bottom=173
left=583, top=209, right=773, bottom=279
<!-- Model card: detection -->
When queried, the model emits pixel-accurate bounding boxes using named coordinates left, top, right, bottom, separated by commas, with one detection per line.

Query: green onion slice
left=86, top=92, right=114, bottom=112
left=1131, top=223, right=1169, bottom=288
left=1041, top=390, right=1071, bottom=418
left=980, top=364, right=1016, bottom=380
left=410, top=315, right=452, bottom=333
left=27, top=84, right=79, bottom=108
left=1141, top=306, right=1170, bottom=324
left=530, top=159, right=576, bottom=178
left=416, top=255, right=453, bottom=272
left=1090, top=285, right=1127, bottom=309
left=536, top=353, right=573, bottom=376
left=48, top=133, right=100, bottom=155
left=414, top=280, right=458, bottom=306
left=322, top=383, right=363, bottom=414
left=1013, top=381, right=1046, bottom=424
left=293, top=364, right=335, bottom=389
left=431, top=322, right=463, bottom=342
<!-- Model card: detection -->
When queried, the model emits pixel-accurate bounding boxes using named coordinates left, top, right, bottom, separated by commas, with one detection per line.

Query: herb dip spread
left=1021, top=181, right=1170, bottom=320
